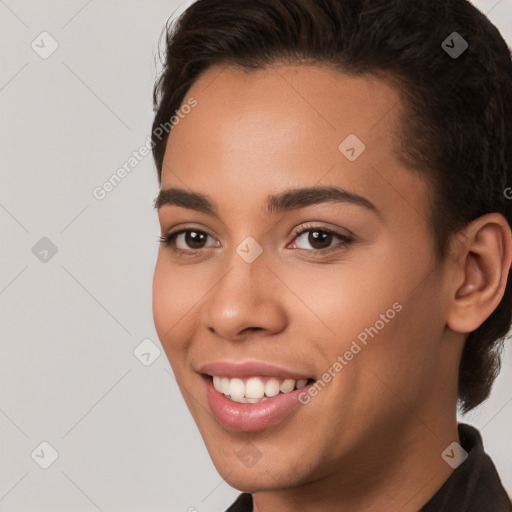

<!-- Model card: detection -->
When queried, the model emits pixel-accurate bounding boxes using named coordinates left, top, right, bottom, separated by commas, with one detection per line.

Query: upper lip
left=197, top=361, right=314, bottom=380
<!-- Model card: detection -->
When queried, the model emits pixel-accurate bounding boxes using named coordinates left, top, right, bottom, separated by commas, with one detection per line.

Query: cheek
left=271, top=254, right=406, bottom=342
left=341, top=274, right=446, bottom=418
left=152, top=256, right=170, bottom=339
left=152, top=256, right=190, bottom=361
left=277, top=248, right=442, bottom=394
left=152, top=255, right=215, bottom=377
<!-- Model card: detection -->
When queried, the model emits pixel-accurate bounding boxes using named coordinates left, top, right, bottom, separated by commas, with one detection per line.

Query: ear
left=446, top=213, right=512, bottom=334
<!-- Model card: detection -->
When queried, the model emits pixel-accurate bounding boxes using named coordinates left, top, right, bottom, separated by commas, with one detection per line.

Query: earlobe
left=447, top=214, right=512, bottom=333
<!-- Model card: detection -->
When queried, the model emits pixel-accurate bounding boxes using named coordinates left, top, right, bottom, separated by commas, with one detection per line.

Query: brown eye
left=159, top=229, right=219, bottom=251
left=290, top=226, right=353, bottom=253
left=307, top=230, right=333, bottom=250
left=183, top=230, right=208, bottom=249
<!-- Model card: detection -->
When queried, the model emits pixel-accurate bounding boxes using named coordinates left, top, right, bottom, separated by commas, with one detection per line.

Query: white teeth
left=212, top=375, right=311, bottom=402
left=264, top=378, right=280, bottom=397
left=228, top=378, right=245, bottom=402
left=279, top=379, right=296, bottom=393
left=220, top=377, right=230, bottom=395
left=296, top=379, right=308, bottom=389
left=245, top=377, right=265, bottom=399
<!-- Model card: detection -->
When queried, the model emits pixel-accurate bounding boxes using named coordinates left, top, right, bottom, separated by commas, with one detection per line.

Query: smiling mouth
left=206, top=374, right=316, bottom=403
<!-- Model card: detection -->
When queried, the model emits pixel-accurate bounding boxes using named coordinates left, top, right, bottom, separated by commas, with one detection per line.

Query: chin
left=221, top=465, right=301, bottom=494
left=202, top=435, right=315, bottom=493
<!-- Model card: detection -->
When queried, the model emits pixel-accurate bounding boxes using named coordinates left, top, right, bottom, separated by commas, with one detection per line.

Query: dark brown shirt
left=226, top=424, right=512, bottom=512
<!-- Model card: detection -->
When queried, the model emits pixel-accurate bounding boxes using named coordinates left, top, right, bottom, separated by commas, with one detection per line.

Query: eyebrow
left=154, top=185, right=377, bottom=216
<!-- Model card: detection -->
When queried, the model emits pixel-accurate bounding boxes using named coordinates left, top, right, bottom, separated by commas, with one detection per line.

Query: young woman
left=151, top=1, right=512, bottom=510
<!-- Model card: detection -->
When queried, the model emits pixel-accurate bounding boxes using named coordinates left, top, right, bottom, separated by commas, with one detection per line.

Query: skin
left=152, top=63, right=512, bottom=512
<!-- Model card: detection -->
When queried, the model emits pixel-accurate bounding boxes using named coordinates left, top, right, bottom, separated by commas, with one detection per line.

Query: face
left=153, top=64, right=459, bottom=493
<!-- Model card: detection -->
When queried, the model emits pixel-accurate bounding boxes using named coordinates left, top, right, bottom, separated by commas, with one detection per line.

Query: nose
left=202, top=252, right=287, bottom=341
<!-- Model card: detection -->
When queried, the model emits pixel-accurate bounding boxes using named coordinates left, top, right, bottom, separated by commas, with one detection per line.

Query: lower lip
left=204, top=376, right=310, bottom=432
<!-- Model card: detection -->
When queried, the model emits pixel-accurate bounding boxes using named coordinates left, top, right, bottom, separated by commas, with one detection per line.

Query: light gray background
left=0, top=1, right=511, bottom=511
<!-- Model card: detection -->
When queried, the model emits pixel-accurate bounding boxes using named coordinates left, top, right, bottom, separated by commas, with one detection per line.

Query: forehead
left=190, top=63, right=400, bottom=125
left=161, top=63, right=429, bottom=226
left=167, top=63, right=401, bottom=155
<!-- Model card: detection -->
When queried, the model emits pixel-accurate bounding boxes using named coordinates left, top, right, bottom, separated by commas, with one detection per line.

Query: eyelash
left=158, top=223, right=353, bottom=257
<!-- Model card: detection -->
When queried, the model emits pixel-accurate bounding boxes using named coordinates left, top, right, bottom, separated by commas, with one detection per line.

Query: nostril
left=241, top=327, right=264, bottom=335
